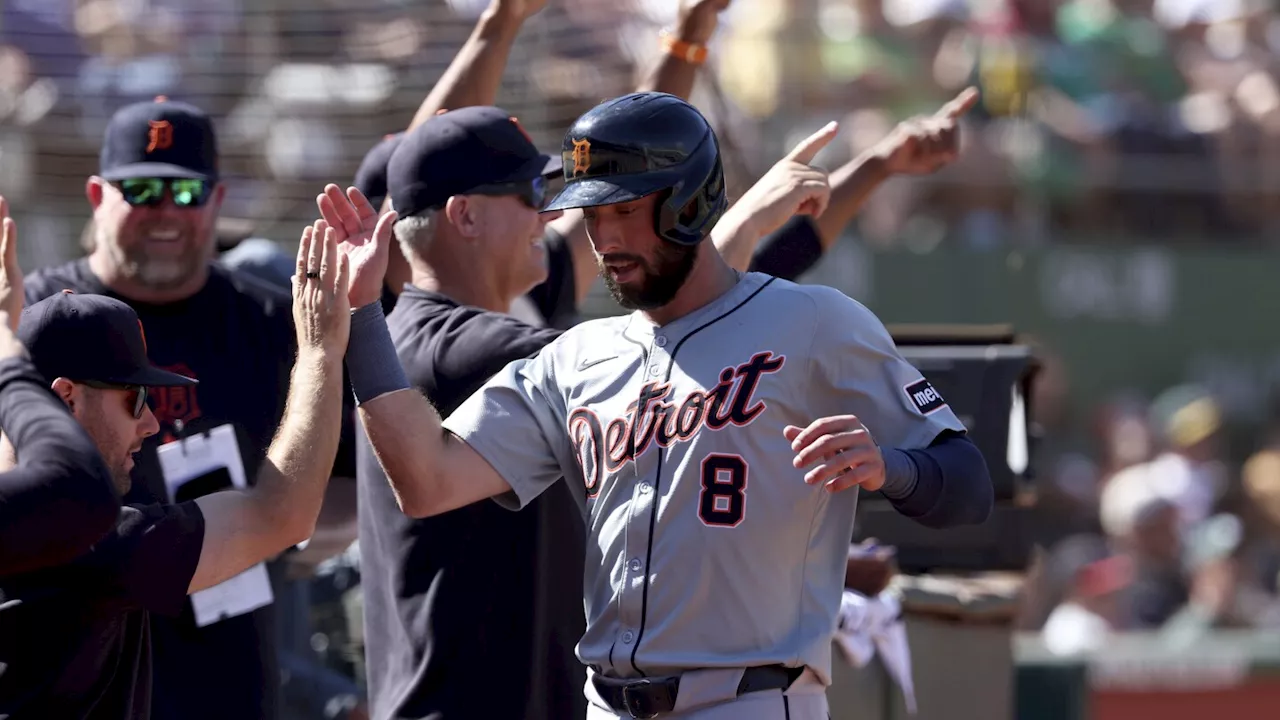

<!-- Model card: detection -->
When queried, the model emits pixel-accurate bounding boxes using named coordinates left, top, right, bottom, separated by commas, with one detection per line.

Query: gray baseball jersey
left=441, top=272, right=964, bottom=684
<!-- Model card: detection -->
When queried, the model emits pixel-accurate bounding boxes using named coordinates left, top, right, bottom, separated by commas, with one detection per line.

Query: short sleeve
left=441, top=349, right=579, bottom=511
left=809, top=288, right=965, bottom=450
left=93, top=502, right=206, bottom=616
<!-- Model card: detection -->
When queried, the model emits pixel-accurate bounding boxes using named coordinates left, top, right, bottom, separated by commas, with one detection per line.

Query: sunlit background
left=6, top=1, right=1280, bottom=718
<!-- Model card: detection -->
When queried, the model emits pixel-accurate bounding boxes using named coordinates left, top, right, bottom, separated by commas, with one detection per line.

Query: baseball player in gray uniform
left=336, top=92, right=993, bottom=719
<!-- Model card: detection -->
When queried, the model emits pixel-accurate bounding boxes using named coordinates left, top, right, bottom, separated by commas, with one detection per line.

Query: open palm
left=315, top=184, right=398, bottom=310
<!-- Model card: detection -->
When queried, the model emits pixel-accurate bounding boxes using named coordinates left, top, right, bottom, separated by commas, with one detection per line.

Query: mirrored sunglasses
left=117, top=178, right=212, bottom=208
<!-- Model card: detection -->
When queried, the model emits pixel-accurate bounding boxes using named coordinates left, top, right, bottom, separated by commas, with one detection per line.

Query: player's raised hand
left=872, top=86, right=979, bottom=176
left=316, top=184, right=398, bottom=310
left=784, top=415, right=886, bottom=493
left=292, top=219, right=351, bottom=356
left=676, top=0, right=733, bottom=45
left=0, top=196, right=24, bottom=332
left=724, top=121, right=837, bottom=240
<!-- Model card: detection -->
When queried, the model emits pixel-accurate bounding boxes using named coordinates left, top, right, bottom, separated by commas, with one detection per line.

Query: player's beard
left=599, top=240, right=697, bottom=311
left=78, top=394, right=135, bottom=495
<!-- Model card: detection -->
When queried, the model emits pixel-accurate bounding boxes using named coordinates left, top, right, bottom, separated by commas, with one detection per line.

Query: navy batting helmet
left=541, top=92, right=727, bottom=246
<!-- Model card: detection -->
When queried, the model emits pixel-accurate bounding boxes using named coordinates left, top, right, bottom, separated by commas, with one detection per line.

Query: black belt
left=591, top=664, right=804, bottom=718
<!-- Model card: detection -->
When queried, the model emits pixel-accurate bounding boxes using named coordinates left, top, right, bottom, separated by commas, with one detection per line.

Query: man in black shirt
left=0, top=203, right=120, bottom=577
left=23, top=96, right=358, bottom=720
left=0, top=231, right=351, bottom=719
left=346, top=104, right=580, bottom=720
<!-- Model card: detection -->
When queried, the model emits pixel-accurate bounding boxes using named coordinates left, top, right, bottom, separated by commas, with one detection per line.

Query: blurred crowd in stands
left=6, top=0, right=1280, bottom=716
left=5, top=0, right=1280, bottom=264
left=1019, top=381, right=1280, bottom=653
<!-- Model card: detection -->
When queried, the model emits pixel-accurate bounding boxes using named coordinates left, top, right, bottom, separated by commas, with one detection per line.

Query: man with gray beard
left=23, top=96, right=360, bottom=720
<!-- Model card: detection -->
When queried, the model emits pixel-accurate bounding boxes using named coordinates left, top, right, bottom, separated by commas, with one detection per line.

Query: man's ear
left=208, top=182, right=227, bottom=214
left=86, top=177, right=107, bottom=210
left=50, top=378, right=78, bottom=414
left=443, top=196, right=479, bottom=239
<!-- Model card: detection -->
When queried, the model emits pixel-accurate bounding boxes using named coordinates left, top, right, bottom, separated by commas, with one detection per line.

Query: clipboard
left=156, top=424, right=275, bottom=627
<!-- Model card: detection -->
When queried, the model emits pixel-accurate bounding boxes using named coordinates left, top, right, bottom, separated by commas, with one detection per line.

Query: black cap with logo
left=18, top=291, right=197, bottom=387
left=387, top=106, right=561, bottom=218
left=99, top=96, right=219, bottom=182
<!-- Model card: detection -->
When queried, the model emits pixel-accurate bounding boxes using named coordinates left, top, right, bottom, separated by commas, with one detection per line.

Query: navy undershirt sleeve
left=883, top=432, right=994, bottom=529
left=748, top=216, right=825, bottom=280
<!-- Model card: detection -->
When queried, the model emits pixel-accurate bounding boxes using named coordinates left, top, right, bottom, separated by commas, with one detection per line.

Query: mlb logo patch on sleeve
left=904, top=379, right=946, bottom=415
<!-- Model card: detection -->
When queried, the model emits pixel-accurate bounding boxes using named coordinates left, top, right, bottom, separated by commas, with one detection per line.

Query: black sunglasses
left=116, top=178, right=212, bottom=208
left=463, top=176, right=547, bottom=209
left=80, top=380, right=149, bottom=419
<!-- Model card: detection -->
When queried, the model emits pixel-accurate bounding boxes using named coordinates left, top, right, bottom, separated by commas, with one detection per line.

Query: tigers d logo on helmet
left=571, top=138, right=591, bottom=177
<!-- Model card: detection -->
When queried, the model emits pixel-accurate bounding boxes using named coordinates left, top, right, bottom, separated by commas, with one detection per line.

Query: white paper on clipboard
left=156, top=424, right=274, bottom=627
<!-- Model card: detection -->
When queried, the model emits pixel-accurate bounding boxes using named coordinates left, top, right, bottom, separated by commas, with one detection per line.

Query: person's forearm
left=407, top=6, right=527, bottom=131
left=809, top=151, right=892, bottom=249
left=255, top=349, right=346, bottom=544
left=359, top=390, right=457, bottom=518
left=717, top=152, right=894, bottom=274
left=346, top=302, right=503, bottom=518
left=345, top=302, right=452, bottom=517
left=639, top=34, right=702, bottom=100
left=0, top=355, right=119, bottom=576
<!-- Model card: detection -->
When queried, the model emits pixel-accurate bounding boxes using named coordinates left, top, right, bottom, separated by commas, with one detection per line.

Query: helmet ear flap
left=654, top=159, right=727, bottom=246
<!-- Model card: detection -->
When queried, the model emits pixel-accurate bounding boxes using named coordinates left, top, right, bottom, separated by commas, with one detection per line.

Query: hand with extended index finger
left=873, top=86, right=979, bottom=176
left=315, top=184, right=397, bottom=310
left=784, top=414, right=886, bottom=493
left=723, top=121, right=838, bottom=239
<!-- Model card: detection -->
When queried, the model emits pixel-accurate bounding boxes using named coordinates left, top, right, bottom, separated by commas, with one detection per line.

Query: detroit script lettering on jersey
left=441, top=273, right=968, bottom=684
left=567, top=351, right=785, bottom=496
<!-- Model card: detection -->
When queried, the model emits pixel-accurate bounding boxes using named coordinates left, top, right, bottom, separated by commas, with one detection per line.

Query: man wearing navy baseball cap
left=332, top=104, right=593, bottom=720
left=24, top=96, right=363, bottom=720
left=383, top=105, right=573, bottom=326
left=16, top=291, right=194, bottom=491
left=84, top=95, right=223, bottom=295
left=1, top=218, right=354, bottom=719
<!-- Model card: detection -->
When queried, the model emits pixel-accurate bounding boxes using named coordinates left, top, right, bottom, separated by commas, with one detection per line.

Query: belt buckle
left=621, top=679, right=659, bottom=719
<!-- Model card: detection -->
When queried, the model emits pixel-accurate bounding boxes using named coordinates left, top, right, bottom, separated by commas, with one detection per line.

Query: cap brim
left=117, top=365, right=199, bottom=387
left=539, top=154, right=563, bottom=179
left=100, top=163, right=214, bottom=181
left=502, top=153, right=561, bottom=183
left=541, top=178, right=645, bottom=213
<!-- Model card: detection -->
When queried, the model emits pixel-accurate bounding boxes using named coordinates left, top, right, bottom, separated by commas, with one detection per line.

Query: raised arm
left=405, top=0, right=547, bottom=132
left=728, top=87, right=981, bottom=277
left=712, top=123, right=837, bottom=271
left=355, top=384, right=510, bottom=518
left=637, top=0, right=730, bottom=100
left=552, top=0, right=737, bottom=305
left=187, top=221, right=352, bottom=593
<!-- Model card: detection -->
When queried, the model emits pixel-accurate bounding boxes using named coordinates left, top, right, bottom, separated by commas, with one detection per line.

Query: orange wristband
left=660, top=30, right=708, bottom=66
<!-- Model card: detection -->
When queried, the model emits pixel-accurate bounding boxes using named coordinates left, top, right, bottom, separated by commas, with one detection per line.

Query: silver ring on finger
left=305, top=269, right=320, bottom=279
